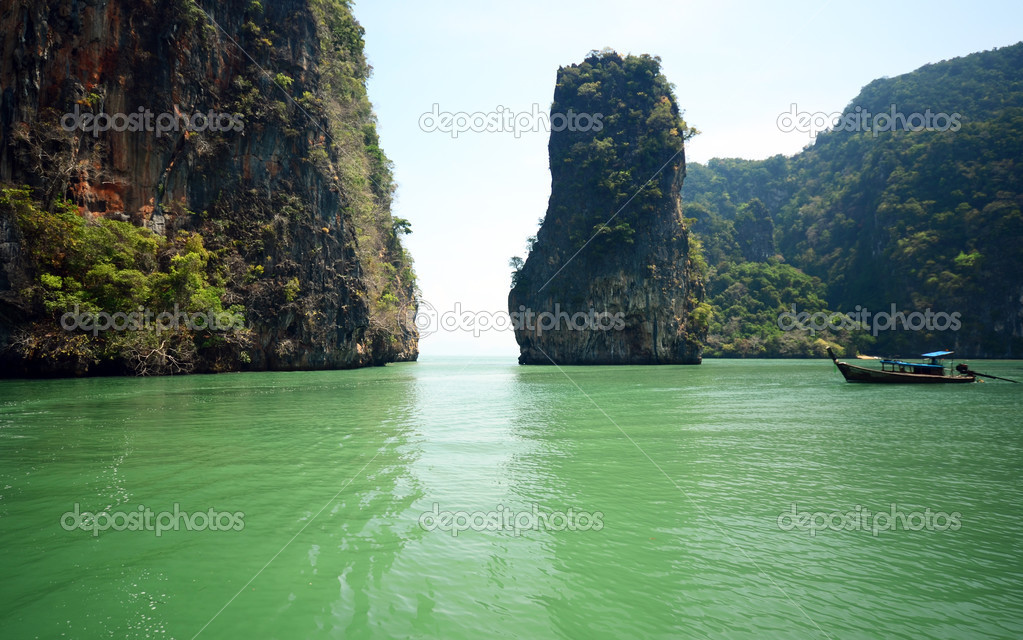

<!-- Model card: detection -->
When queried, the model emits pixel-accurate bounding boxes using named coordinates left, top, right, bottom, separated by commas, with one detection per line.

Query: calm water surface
left=1, top=357, right=1021, bottom=639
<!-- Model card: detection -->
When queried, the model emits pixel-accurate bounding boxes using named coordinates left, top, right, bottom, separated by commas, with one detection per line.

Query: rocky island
left=508, top=50, right=708, bottom=365
left=0, top=0, right=417, bottom=376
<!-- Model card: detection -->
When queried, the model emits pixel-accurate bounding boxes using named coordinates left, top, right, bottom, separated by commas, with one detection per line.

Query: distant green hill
left=684, top=42, right=1023, bottom=358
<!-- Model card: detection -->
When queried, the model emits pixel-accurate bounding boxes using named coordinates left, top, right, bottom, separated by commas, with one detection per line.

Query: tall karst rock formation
left=509, top=50, right=707, bottom=365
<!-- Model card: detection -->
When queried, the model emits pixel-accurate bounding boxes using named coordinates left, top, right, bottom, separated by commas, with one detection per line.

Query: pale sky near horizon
left=352, top=0, right=1022, bottom=358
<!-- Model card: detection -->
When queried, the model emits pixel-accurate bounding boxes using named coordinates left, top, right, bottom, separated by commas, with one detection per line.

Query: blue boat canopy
left=921, top=351, right=954, bottom=357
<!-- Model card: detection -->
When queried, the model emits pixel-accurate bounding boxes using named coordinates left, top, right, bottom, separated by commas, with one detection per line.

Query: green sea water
left=1, top=357, right=1021, bottom=639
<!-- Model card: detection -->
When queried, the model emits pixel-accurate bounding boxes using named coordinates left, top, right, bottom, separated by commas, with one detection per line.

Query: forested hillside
left=684, top=42, right=1023, bottom=358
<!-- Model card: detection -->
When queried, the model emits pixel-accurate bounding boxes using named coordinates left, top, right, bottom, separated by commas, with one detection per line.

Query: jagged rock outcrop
left=508, top=50, right=706, bottom=365
left=0, top=0, right=417, bottom=376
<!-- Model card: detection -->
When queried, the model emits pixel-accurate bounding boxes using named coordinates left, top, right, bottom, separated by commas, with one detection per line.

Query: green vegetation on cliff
left=1, top=187, right=246, bottom=374
left=539, top=49, right=697, bottom=252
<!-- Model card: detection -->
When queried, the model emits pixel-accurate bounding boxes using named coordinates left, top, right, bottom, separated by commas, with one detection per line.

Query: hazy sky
left=352, top=0, right=1021, bottom=357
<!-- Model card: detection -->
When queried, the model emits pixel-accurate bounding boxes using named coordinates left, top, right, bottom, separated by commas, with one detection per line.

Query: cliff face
left=508, top=50, right=706, bottom=365
left=0, top=0, right=417, bottom=376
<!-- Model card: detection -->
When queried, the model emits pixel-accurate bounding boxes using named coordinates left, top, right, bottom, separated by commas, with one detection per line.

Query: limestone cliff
left=508, top=50, right=706, bottom=365
left=0, top=0, right=417, bottom=376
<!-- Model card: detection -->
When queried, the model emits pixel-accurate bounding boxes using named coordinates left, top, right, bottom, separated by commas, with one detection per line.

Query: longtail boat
left=827, top=348, right=976, bottom=384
